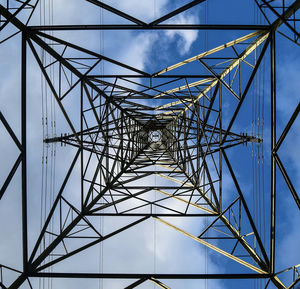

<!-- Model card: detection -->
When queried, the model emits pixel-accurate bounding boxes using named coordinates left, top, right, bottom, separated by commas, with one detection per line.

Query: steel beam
left=21, top=31, right=28, bottom=273
left=29, top=24, right=269, bottom=31
left=31, top=272, right=272, bottom=279
left=270, top=30, right=276, bottom=275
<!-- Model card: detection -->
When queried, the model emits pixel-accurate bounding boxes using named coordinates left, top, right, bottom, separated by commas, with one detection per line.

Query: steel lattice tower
left=0, top=1, right=299, bottom=288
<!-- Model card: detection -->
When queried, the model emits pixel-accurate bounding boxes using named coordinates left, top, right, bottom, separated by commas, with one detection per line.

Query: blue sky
left=0, top=0, right=299, bottom=288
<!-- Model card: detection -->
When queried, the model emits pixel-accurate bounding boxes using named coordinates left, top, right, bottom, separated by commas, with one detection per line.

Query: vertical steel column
left=219, top=84, right=222, bottom=212
left=105, top=100, right=109, bottom=183
left=270, top=30, right=276, bottom=274
left=196, top=101, right=200, bottom=185
left=121, top=110, right=123, bottom=168
left=183, top=111, right=187, bottom=171
left=80, top=82, right=84, bottom=211
left=21, top=31, right=28, bottom=273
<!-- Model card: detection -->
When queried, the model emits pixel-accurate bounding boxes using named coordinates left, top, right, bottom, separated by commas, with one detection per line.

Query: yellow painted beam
left=287, top=278, right=299, bottom=289
left=156, top=164, right=182, bottom=172
left=150, top=278, right=171, bottom=289
left=155, top=31, right=270, bottom=119
left=154, top=217, right=268, bottom=275
left=155, top=189, right=216, bottom=214
left=156, top=172, right=194, bottom=187
left=153, top=30, right=264, bottom=76
left=154, top=78, right=212, bottom=100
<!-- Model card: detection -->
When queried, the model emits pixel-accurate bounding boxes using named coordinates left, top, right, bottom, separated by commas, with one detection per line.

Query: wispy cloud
left=165, top=12, right=200, bottom=55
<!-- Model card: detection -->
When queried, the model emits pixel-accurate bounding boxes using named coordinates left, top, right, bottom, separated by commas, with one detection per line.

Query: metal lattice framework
left=0, top=1, right=299, bottom=288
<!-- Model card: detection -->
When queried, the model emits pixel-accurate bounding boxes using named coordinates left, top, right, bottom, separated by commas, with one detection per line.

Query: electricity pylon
left=0, top=1, right=299, bottom=288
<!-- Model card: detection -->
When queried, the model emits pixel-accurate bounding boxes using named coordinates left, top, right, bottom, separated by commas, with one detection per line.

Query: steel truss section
left=0, top=1, right=299, bottom=289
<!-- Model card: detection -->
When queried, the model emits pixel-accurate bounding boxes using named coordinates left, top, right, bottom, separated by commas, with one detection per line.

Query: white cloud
left=165, top=12, right=200, bottom=55
left=116, top=32, right=158, bottom=72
